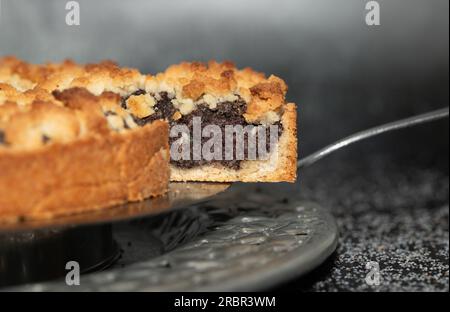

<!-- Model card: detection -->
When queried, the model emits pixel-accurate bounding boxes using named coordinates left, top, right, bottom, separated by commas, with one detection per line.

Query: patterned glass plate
left=10, top=183, right=338, bottom=291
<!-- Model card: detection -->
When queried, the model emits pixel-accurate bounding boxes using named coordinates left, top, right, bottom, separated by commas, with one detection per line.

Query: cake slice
left=1, top=57, right=297, bottom=185
left=138, top=61, right=297, bottom=182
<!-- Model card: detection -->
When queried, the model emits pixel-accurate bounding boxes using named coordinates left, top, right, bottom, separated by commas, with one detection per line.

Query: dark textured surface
left=274, top=151, right=449, bottom=291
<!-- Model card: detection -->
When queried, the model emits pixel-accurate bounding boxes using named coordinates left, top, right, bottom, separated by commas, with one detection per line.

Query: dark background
left=0, top=0, right=448, bottom=159
left=0, top=0, right=448, bottom=291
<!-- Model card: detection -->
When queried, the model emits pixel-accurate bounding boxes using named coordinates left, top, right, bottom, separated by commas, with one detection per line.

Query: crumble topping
left=105, top=114, right=126, bottom=131
left=1, top=58, right=290, bottom=156
left=171, top=97, right=195, bottom=115
left=146, top=61, right=287, bottom=123
left=126, top=94, right=156, bottom=118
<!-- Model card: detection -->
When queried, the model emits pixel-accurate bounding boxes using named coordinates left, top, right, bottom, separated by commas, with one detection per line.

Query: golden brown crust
left=0, top=87, right=142, bottom=150
left=1, top=58, right=290, bottom=124
left=0, top=56, right=145, bottom=96
left=0, top=121, right=169, bottom=222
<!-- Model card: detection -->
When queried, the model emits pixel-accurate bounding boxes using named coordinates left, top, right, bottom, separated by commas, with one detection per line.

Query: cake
left=0, top=58, right=169, bottom=221
left=150, top=61, right=297, bottom=182
left=0, top=57, right=297, bottom=220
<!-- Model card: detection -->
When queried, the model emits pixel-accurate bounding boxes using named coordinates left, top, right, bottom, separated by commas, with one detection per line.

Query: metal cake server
left=298, top=107, right=449, bottom=168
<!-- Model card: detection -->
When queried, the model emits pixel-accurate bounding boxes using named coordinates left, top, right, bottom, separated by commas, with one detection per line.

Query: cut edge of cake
left=170, top=102, right=297, bottom=182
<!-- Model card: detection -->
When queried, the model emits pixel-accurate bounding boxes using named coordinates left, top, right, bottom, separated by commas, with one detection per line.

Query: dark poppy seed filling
left=103, top=110, right=117, bottom=117
left=122, top=90, right=282, bottom=169
left=41, top=135, right=51, bottom=144
left=0, top=130, right=5, bottom=145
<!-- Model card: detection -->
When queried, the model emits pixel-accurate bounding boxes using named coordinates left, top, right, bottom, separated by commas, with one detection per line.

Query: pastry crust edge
left=0, top=120, right=169, bottom=222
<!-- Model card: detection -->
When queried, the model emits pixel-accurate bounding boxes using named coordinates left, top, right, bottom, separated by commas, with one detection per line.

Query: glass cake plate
left=5, top=183, right=338, bottom=291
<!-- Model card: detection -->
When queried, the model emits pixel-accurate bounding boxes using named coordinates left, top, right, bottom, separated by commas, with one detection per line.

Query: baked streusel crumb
left=1, top=57, right=297, bottom=194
